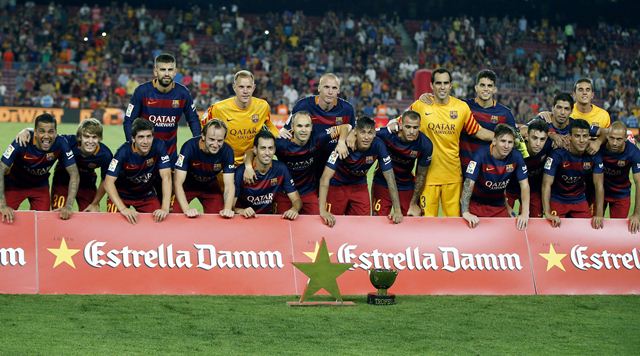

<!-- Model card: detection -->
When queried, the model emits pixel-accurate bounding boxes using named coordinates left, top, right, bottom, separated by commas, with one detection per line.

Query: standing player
left=319, top=117, right=403, bottom=227
left=105, top=118, right=172, bottom=224
left=571, top=78, right=611, bottom=133
left=244, top=111, right=351, bottom=214
left=599, top=121, right=640, bottom=232
left=15, top=118, right=113, bottom=212
left=0, top=114, right=79, bottom=222
left=201, top=70, right=279, bottom=165
left=460, top=124, right=530, bottom=230
left=234, top=131, right=301, bottom=220
left=506, top=119, right=552, bottom=218
left=173, top=119, right=236, bottom=218
left=124, top=53, right=201, bottom=162
left=409, top=68, right=494, bottom=217
left=542, top=119, right=604, bottom=229
left=372, top=110, right=432, bottom=217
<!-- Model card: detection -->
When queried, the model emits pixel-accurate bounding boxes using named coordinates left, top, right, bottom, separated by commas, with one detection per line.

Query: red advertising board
left=290, top=216, right=535, bottom=295
left=528, top=218, right=640, bottom=294
left=0, top=212, right=37, bottom=294
left=36, top=212, right=296, bottom=295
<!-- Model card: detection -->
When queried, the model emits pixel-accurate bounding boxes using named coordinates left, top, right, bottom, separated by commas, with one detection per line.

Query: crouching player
left=461, top=124, right=530, bottom=230
left=105, top=118, right=172, bottom=224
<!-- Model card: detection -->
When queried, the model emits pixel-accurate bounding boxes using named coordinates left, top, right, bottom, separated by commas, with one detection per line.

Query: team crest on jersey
left=251, top=114, right=259, bottom=123
left=490, top=115, right=499, bottom=123
left=176, top=154, right=185, bottom=168
left=366, top=156, right=374, bottom=164
left=409, top=150, right=418, bottom=158
left=172, top=100, right=180, bottom=108
left=3, top=145, right=15, bottom=159
left=46, top=153, right=55, bottom=161
left=449, top=111, right=458, bottom=119
left=336, top=116, right=343, bottom=125
left=466, top=161, right=477, bottom=174
left=583, top=162, right=592, bottom=170
left=506, top=164, right=514, bottom=172
left=270, top=178, right=278, bottom=186
left=146, top=158, right=155, bottom=167
left=544, top=158, right=553, bottom=170
left=213, top=163, right=222, bottom=171
left=617, top=160, right=627, bottom=167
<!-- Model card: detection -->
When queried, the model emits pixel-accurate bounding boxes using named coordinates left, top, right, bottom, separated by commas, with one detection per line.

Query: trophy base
left=367, top=292, right=396, bottom=305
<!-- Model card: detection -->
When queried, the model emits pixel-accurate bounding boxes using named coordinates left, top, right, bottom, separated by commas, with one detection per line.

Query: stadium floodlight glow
left=102, top=32, right=107, bottom=37
left=264, top=30, right=269, bottom=36
left=83, top=37, right=88, bottom=42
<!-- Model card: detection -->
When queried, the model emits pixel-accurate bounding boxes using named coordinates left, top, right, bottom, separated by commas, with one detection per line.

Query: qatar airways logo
left=83, top=240, right=284, bottom=270
left=247, top=193, right=274, bottom=205
left=484, top=179, right=510, bottom=190
left=571, top=245, right=640, bottom=271
left=561, top=175, right=581, bottom=184
left=337, top=244, right=523, bottom=272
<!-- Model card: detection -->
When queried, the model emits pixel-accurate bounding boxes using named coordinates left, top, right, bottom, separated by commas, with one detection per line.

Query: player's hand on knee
left=462, top=212, right=479, bottom=228
left=591, top=216, right=604, bottom=229
left=1, top=206, right=14, bottom=224
left=282, top=209, right=299, bottom=220
left=388, top=211, right=403, bottom=224
left=120, top=208, right=138, bottom=224
left=279, top=127, right=292, bottom=139
left=219, top=208, right=235, bottom=219
left=320, top=211, right=335, bottom=227
left=184, top=208, right=200, bottom=218
left=153, top=208, right=169, bottom=222
left=242, top=207, right=256, bottom=218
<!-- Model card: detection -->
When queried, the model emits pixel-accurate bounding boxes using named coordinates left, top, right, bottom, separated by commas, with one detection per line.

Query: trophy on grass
left=367, top=268, right=398, bottom=305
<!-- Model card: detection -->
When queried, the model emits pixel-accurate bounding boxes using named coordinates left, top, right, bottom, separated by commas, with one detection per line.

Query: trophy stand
left=367, top=269, right=398, bottom=305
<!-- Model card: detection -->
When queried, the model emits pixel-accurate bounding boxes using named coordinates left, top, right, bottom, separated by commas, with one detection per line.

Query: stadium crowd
left=0, top=2, right=639, bottom=125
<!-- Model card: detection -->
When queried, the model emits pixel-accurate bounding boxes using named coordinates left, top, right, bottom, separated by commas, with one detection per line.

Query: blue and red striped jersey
left=234, top=161, right=297, bottom=214
left=174, top=137, right=235, bottom=193
left=373, top=128, right=433, bottom=191
left=52, top=135, right=113, bottom=189
left=544, top=148, right=603, bottom=204
left=326, top=137, right=392, bottom=186
left=459, top=99, right=516, bottom=169
left=107, top=139, right=171, bottom=200
left=506, top=139, right=552, bottom=195
left=465, top=145, right=528, bottom=206
left=287, top=96, right=356, bottom=132
left=275, top=129, right=334, bottom=195
left=599, top=143, right=640, bottom=199
left=1, top=133, right=75, bottom=188
left=123, top=80, right=201, bottom=161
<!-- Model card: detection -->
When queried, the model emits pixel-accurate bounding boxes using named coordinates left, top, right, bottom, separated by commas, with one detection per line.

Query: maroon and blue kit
left=124, top=80, right=201, bottom=162
left=234, top=161, right=297, bottom=214
left=326, top=137, right=393, bottom=216
left=543, top=148, right=603, bottom=217
left=506, top=139, right=553, bottom=217
left=273, top=129, right=337, bottom=214
left=459, top=99, right=515, bottom=170
left=465, top=145, right=528, bottom=217
left=106, top=140, right=171, bottom=213
left=372, top=129, right=433, bottom=216
left=51, top=135, right=113, bottom=211
left=599, top=143, right=640, bottom=218
left=1, top=134, right=75, bottom=210
left=173, top=137, right=235, bottom=213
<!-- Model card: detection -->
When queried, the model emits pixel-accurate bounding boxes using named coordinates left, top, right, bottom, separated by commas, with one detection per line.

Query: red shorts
left=549, top=200, right=592, bottom=218
left=469, top=200, right=509, bottom=217
left=326, top=184, right=370, bottom=216
left=275, top=191, right=319, bottom=215
left=4, top=186, right=50, bottom=211
left=506, top=191, right=543, bottom=218
left=51, top=185, right=96, bottom=211
left=172, top=190, right=224, bottom=214
left=107, top=196, right=160, bottom=214
left=371, top=183, right=414, bottom=216
left=605, top=196, right=630, bottom=219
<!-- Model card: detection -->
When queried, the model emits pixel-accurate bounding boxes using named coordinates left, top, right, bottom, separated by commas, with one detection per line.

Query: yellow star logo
left=303, top=241, right=334, bottom=262
left=539, top=244, right=567, bottom=272
left=47, top=238, right=80, bottom=269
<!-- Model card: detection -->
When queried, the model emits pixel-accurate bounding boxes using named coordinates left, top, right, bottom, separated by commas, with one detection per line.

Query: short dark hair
left=573, top=78, right=593, bottom=92
left=355, top=116, right=375, bottom=130
left=154, top=53, right=176, bottom=66
left=494, top=124, right=516, bottom=140
left=570, top=118, right=590, bottom=134
left=131, top=118, right=154, bottom=138
left=401, top=110, right=421, bottom=123
left=253, top=129, right=275, bottom=147
left=34, top=113, right=57, bottom=129
left=476, top=69, right=497, bottom=85
left=203, top=119, right=228, bottom=138
left=553, top=92, right=574, bottom=109
left=527, top=119, right=549, bottom=134
left=431, top=68, right=452, bottom=84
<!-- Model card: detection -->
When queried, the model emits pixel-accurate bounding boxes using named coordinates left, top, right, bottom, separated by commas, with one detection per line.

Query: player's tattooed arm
left=59, top=164, right=80, bottom=220
left=382, top=169, right=403, bottom=224
left=409, top=165, right=428, bottom=216
left=460, top=178, right=479, bottom=228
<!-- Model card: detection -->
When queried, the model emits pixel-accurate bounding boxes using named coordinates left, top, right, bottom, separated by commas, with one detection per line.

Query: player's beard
left=159, top=77, right=173, bottom=87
